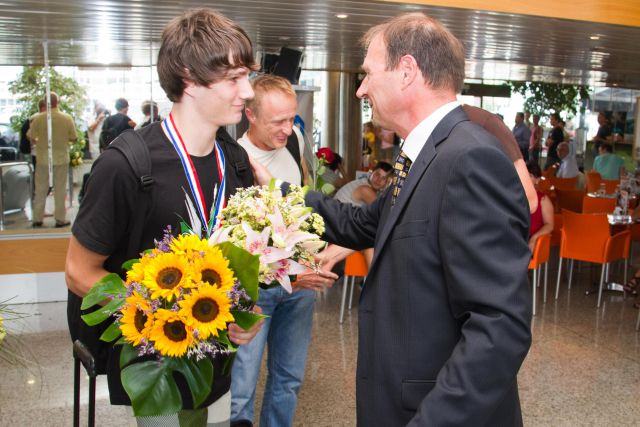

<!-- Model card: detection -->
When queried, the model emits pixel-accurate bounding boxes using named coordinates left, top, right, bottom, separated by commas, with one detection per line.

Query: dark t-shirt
left=547, top=126, right=564, bottom=160
left=71, top=122, right=254, bottom=406
left=103, top=112, right=134, bottom=138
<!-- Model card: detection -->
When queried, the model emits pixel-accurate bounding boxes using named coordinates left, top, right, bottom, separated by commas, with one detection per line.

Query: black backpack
left=68, top=129, right=153, bottom=374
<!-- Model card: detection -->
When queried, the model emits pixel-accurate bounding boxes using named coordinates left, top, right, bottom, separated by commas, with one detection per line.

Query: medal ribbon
left=162, top=113, right=226, bottom=235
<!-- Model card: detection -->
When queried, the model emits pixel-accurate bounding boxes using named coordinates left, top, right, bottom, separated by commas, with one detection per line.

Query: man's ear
left=398, top=55, right=418, bottom=88
left=245, top=107, right=257, bottom=124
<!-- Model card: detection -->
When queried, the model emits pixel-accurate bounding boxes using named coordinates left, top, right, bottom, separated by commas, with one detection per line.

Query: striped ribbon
left=161, top=113, right=226, bottom=235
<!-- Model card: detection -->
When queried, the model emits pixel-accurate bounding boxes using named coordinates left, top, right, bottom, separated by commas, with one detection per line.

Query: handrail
left=0, top=161, right=33, bottom=230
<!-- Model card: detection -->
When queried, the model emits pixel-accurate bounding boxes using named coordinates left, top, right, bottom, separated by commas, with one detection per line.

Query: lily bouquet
left=81, top=228, right=263, bottom=416
left=210, top=181, right=326, bottom=292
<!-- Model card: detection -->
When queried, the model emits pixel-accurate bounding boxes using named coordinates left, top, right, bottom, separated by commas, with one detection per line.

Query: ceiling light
left=336, top=14, right=348, bottom=19
left=560, top=71, right=566, bottom=76
left=590, top=35, right=600, bottom=40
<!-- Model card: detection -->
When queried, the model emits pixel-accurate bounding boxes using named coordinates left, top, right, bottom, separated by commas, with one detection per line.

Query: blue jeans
left=231, top=287, right=316, bottom=427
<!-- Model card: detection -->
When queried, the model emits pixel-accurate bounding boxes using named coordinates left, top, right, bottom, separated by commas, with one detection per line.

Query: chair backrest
left=551, top=176, right=579, bottom=191
left=560, top=210, right=612, bottom=263
left=542, top=164, right=558, bottom=179
left=529, top=233, right=552, bottom=269
left=344, top=251, right=368, bottom=277
left=550, top=213, right=563, bottom=247
left=535, top=177, right=553, bottom=195
left=602, top=179, right=620, bottom=194
left=555, top=189, right=584, bottom=213
left=585, top=171, right=602, bottom=193
left=582, top=196, right=616, bottom=214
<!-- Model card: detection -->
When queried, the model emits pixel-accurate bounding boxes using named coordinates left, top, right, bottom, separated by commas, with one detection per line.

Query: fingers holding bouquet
left=293, top=268, right=338, bottom=291
left=229, top=305, right=265, bottom=345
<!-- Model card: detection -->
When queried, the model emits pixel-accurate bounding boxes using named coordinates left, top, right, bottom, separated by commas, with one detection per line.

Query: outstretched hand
left=293, top=268, right=339, bottom=292
left=248, top=154, right=274, bottom=186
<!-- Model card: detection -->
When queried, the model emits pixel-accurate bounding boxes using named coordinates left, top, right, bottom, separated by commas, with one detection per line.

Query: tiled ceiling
left=1, top=0, right=639, bottom=88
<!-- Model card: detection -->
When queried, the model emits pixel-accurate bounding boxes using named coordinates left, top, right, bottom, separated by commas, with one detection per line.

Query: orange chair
left=550, top=213, right=563, bottom=247
left=555, top=210, right=631, bottom=307
left=555, top=189, right=584, bottom=213
left=542, top=164, right=558, bottom=179
left=602, top=179, right=620, bottom=194
left=582, top=196, right=616, bottom=214
left=528, top=233, right=551, bottom=316
left=551, top=176, right=578, bottom=191
left=535, top=177, right=553, bottom=195
left=340, top=251, right=368, bottom=323
left=585, top=171, right=602, bottom=193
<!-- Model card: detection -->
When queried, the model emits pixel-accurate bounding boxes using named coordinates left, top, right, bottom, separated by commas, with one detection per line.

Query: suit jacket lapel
left=368, top=106, right=469, bottom=272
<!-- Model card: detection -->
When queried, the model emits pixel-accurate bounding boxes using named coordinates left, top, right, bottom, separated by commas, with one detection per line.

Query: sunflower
left=143, top=252, right=193, bottom=301
left=179, top=284, right=234, bottom=339
left=191, top=247, right=235, bottom=291
left=149, top=309, right=194, bottom=357
left=169, top=233, right=211, bottom=258
left=120, top=292, right=154, bottom=345
left=125, top=251, right=157, bottom=284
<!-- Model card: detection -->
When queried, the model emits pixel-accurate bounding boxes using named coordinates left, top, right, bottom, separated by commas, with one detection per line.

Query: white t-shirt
left=238, top=131, right=303, bottom=185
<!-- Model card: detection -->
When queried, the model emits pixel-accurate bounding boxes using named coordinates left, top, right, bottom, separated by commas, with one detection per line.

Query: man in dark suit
left=251, top=12, right=532, bottom=427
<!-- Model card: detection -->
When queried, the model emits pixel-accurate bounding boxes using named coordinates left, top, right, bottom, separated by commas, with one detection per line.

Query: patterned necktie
left=391, top=150, right=412, bottom=206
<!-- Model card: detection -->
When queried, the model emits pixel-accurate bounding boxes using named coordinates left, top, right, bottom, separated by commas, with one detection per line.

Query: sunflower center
left=201, top=269, right=222, bottom=287
left=164, top=320, right=187, bottom=342
left=192, top=298, right=220, bottom=322
left=134, top=310, right=147, bottom=333
left=157, top=267, right=182, bottom=289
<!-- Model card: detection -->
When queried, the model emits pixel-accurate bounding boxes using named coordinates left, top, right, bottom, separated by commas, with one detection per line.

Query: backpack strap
left=216, top=127, right=249, bottom=176
left=107, top=129, right=154, bottom=259
left=285, top=130, right=304, bottom=185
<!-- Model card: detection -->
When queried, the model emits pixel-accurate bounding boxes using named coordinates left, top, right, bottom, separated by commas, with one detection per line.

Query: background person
left=593, top=142, right=625, bottom=180
left=526, top=161, right=554, bottom=253
left=27, top=92, right=76, bottom=228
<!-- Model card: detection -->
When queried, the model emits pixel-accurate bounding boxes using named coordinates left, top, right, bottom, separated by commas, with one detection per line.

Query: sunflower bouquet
left=80, top=229, right=263, bottom=416
left=209, top=181, right=326, bottom=292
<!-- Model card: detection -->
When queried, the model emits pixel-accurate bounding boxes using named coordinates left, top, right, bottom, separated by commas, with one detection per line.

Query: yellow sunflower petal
left=120, top=292, right=154, bottom=346
left=142, top=252, right=193, bottom=301
left=170, top=234, right=211, bottom=258
left=191, top=247, right=235, bottom=291
left=179, top=284, right=234, bottom=339
left=149, top=309, right=194, bottom=357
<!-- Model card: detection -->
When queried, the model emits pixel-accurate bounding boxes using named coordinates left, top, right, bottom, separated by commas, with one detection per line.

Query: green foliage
left=121, top=356, right=214, bottom=416
left=8, top=66, right=88, bottom=166
left=509, top=81, right=591, bottom=118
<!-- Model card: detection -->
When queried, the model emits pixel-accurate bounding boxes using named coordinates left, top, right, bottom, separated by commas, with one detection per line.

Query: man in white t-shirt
left=232, top=74, right=337, bottom=427
left=237, top=75, right=308, bottom=186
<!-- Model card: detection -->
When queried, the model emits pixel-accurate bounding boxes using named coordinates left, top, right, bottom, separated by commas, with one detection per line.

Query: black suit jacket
left=306, top=106, right=532, bottom=426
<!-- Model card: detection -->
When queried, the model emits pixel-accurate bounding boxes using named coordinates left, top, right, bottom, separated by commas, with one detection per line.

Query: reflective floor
left=1, top=262, right=640, bottom=426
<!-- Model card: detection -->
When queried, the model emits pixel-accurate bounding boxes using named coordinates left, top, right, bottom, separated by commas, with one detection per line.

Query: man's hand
left=292, top=269, right=338, bottom=292
left=248, top=155, right=274, bottom=186
left=228, top=305, right=264, bottom=345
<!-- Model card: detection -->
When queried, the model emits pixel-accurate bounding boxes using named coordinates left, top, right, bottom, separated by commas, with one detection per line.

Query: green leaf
left=121, top=258, right=139, bottom=271
left=231, top=310, right=268, bottom=331
left=321, top=183, right=335, bottom=195
left=217, top=242, right=260, bottom=301
left=268, top=178, right=276, bottom=191
left=120, top=343, right=139, bottom=369
left=121, top=359, right=183, bottom=417
left=81, top=297, right=125, bottom=326
left=172, top=357, right=214, bottom=408
left=100, top=321, right=122, bottom=342
left=81, top=273, right=126, bottom=310
left=180, top=221, right=192, bottom=235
